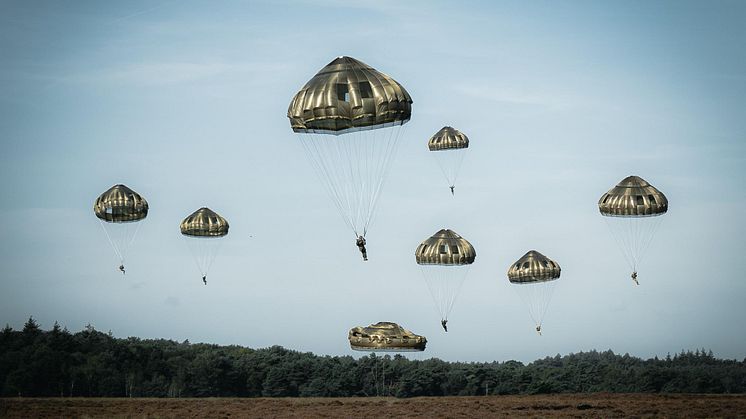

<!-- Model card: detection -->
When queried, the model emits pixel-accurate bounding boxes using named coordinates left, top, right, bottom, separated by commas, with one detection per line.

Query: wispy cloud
left=451, top=82, right=578, bottom=111
left=51, top=60, right=291, bottom=86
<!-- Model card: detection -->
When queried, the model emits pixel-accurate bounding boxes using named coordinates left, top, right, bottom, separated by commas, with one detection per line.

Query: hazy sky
left=1, top=0, right=745, bottom=363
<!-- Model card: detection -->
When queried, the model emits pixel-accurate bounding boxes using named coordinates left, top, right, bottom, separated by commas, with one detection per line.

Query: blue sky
left=1, top=0, right=745, bottom=362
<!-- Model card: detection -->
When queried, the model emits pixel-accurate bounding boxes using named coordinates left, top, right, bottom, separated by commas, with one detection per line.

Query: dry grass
left=1, top=393, right=745, bottom=418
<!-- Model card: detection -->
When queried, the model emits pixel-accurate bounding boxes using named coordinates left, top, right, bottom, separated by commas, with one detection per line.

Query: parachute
left=180, top=207, right=229, bottom=283
left=598, top=175, right=668, bottom=284
left=415, top=229, right=476, bottom=330
left=348, top=322, right=426, bottom=352
left=288, top=56, right=412, bottom=242
left=93, top=184, right=148, bottom=273
left=428, top=126, right=469, bottom=195
left=507, top=250, right=561, bottom=334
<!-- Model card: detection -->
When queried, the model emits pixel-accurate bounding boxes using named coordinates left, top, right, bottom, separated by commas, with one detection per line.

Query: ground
left=1, top=394, right=745, bottom=418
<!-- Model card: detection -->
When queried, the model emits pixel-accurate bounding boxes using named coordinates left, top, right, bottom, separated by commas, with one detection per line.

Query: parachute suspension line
left=299, top=133, right=358, bottom=236
left=99, top=220, right=141, bottom=265
left=364, top=123, right=405, bottom=236
left=298, top=123, right=404, bottom=239
left=629, top=215, right=663, bottom=270
left=536, top=280, right=557, bottom=328
left=184, top=237, right=223, bottom=277
left=433, top=148, right=467, bottom=191
left=420, top=265, right=470, bottom=322
left=604, top=215, right=664, bottom=274
left=99, top=220, right=123, bottom=263
left=513, top=280, right=557, bottom=329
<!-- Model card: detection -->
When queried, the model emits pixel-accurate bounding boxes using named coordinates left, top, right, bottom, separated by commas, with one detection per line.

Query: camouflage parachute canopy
left=288, top=56, right=413, bottom=134
left=507, top=250, right=561, bottom=284
left=415, top=229, right=476, bottom=265
left=428, top=126, right=469, bottom=151
left=348, top=322, right=426, bottom=352
left=180, top=207, right=229, bottom=237
left=94, top=184, right=148, bottom=223
left=598, top=175, right=668, bottom=217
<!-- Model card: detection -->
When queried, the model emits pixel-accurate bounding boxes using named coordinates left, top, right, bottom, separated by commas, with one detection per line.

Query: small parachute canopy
left=598, top=175, right=668, bottom=217
left=415, top=229, right=476, bottom=265
left=94, top=184, right=148, bottom=223
left=180, top=207, right=229, bottom=237
left=428, top=126, right=469, bottom=151
left=288, top=56, right=413, bottom=134
left=348, top=322, right=426, bottom=352
left=507, top=250, right=561, bottom=284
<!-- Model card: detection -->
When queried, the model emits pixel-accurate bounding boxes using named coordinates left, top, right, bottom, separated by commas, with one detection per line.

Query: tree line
left=1, top=317, right=744, bottom=398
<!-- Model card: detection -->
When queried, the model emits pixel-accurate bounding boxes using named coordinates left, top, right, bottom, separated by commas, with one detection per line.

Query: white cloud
left=61, top=61, right=291, bottom=86
left=451, top=82, right=577, bottom=111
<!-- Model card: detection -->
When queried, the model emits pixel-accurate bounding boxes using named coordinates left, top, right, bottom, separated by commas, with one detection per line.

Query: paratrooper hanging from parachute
left=598, top=175, right=668, bottom=285
left=94, top=184, right=148, bottom=275
left=427, top=126, right=469, bottom=195
left=288, top=56, right=413, bottom=260
left=415, top=229, right=476, bottom=332
left=507, top=250, right=561, bottom=335
left=180, top=207, right=229, bottom=285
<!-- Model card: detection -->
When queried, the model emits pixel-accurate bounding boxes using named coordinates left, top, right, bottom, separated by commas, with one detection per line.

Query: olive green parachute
left=288, top=56, right=412, bottom=134
left=598, top=175, right=668, bottom=217
left=349, top=322, right=426, bottom=352
left=94, top=184, right=148, bottom=223
left=288, top=56, right=413, bottom=240
left=507, top=250, right=561, bottom=284
left=180, top=207, right=229, bottom=237
left=415, top=229, right=476, bottom=265
left=599, top=175, right=668, bottom=283
left=93, top=184, right=148, bottom=271
left=180, top=207, right=228, bottom=281
left=415, top=229, right=476, bottom=328
left=428, top=126, right=469, bottom=194
left=508, top=250, right=561, bottom=333
left=428, top=126, right=469, bottom=151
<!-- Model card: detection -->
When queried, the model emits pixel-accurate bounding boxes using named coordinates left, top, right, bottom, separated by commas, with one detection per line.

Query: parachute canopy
left=180, top=207, right=229, bottom=237
left=507, top=250, right=561, bottom=284
left=428, top=126, right=469, bottom=151
left=288, top=56, right=412, bottom=134
left=598, top=175, right=668, bottom=217
left=349, top=322, right=426, bottom=352
left=94, top=184, right=148, bottom=223
left=415, top=229, right=476, bottom=265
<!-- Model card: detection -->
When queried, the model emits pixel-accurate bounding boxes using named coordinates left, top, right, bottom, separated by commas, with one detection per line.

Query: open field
left=1, top=394, right=746, bottom=418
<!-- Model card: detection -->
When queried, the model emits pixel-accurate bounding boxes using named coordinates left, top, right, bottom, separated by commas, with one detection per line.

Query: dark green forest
left=2, top=318, right=745, bottom=398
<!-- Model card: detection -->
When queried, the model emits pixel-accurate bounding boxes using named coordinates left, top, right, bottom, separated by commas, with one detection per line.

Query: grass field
left=2, top=393, right=745, bottom=418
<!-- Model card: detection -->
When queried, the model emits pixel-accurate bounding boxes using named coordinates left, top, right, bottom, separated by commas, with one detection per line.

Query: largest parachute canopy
left=598, top=175, right=668, bottom=217
left=349, top=322, right=426, bottom=352
left=180, top=207, right=229, bottom=237
left=415, top=229, right=476, bottom=265
left=507, top=250, right=561, bottom=284
left=287, top=56, right=413, bottom=134
left=94, top=184, right=148, bottom=223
